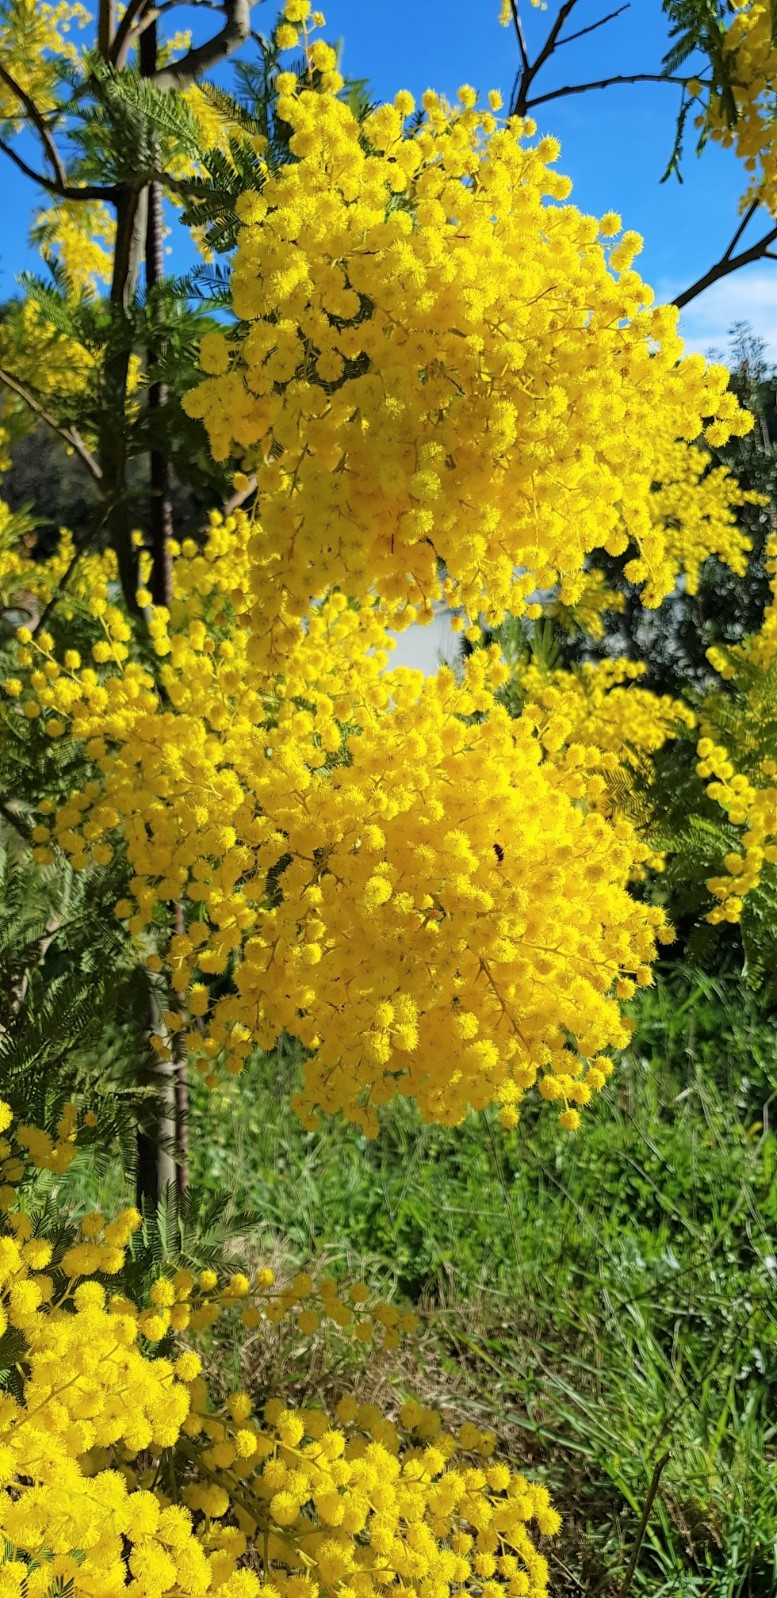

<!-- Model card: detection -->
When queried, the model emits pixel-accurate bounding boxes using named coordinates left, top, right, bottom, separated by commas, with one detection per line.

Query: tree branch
left=722, top=199, right=758, bottom=260
left=556, top=4, right=629, bottom=47
left=98, top=0, right=115, bottom=58
left=110, top=0, right=152, bottom=66
left=507, top=1, right=530, bottom=76
left=0, top=366, right=103, bottom=480
left=0, top=67, right=70, bottom=191
left=512, top=1, right=580, bottom=114
left=525, top=72, right=705, bottom=111
left=0, top=133, right=117, bottom=201
left=673, top=223, right=777, bottom=309
left=151, top=0, right=252, bottom=90
left=532, top=0, right=580, bottom=77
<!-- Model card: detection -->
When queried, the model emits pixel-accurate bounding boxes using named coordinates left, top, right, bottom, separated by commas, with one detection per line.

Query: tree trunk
left=141, top=9, right=190, bottom=1199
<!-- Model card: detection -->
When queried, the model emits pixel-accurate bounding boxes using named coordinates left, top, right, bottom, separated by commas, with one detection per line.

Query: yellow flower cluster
left=632, top=440, right=760, bottom=600
left=0, top=0, right=89, bottom=122
left=511, top=656, right=694, bottom=887
left=174, top=1393, right=559, bottom=1598
left=113, top=1250, right=419, bottom=1352
left=544, top=567, right=625, bottom=641
left=2, top=508, right=669, bottom=1132
left=516, top=657, right=696, bottom=777
left=32, top=198, right=116, bottom=291
left=0, top=1099, right=558, bottom=1598
left=705, top=0, right=777, bottom=214
left=0, top=1098, right=83, bottom=1209
left=183, top=68, right=751, bottom=668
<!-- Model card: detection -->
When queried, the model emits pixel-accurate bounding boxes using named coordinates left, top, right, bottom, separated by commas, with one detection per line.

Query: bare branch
left=722, top=199, right=758, bottom=260
left=673, top=223, right=777, bottom=309
left=0, top=132, right=117, bottom=201
left=151, top=0, right=252, bottom=90
left=0, top=66, right=70, bottom=190
left=0, top=366, right=103, bottom=481
left=512, top=1, right=580, bottom=114
left=532, top=0, right=581, bottom=77
left=525, top=72, right=704, bottom=111
left=556, top=4, right=629, bottom=47
left=111, top=0, right=153, bottom=67
left=0, top=136, right=55, bottom=192
left=507, top=1, right=530, bottom=76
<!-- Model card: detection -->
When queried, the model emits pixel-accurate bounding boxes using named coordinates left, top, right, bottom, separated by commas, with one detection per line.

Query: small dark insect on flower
left=493, top=843, right=504, bottom=863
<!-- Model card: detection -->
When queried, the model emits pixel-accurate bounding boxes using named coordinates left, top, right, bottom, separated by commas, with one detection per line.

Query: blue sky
left=1, top=0, right=774, bottom=359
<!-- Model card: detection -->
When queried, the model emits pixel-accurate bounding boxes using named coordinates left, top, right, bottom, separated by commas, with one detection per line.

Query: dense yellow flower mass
left=515, top=657, right=695, bottom=778
left=2, top=507, right=673, bottom=1132
left=705, top=0, right=777, bottom=214
left=0, top=1101, right=558, bottom=1598
left=635, top=440, right=760, bottom=600
left=32, top=199, right=117, bottom=290
left=184, top=69, right=751, bottom=668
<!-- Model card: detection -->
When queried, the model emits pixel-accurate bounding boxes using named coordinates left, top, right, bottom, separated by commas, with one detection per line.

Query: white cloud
left=660, top=267, right=777, bottom=363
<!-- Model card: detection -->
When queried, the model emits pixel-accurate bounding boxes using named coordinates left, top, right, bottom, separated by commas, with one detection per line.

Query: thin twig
left=508, top=0, right=530, bottom=75
left=0, top=367, right=103, bottom=481
left=556, top=4, right=629, bottom=47
left=525, top=71, right=704, bottom=111
left=616, top=1453, right=671, bottom=1597
left=722, top=199, right=758, bottom=260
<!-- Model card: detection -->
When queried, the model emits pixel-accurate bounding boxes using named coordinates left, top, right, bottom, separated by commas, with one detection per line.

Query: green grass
left=181, top=967, right=777, bottom=1596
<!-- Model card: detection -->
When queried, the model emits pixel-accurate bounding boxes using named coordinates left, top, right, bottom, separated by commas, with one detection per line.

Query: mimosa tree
left=0, top=3, right=775, bottom=1592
